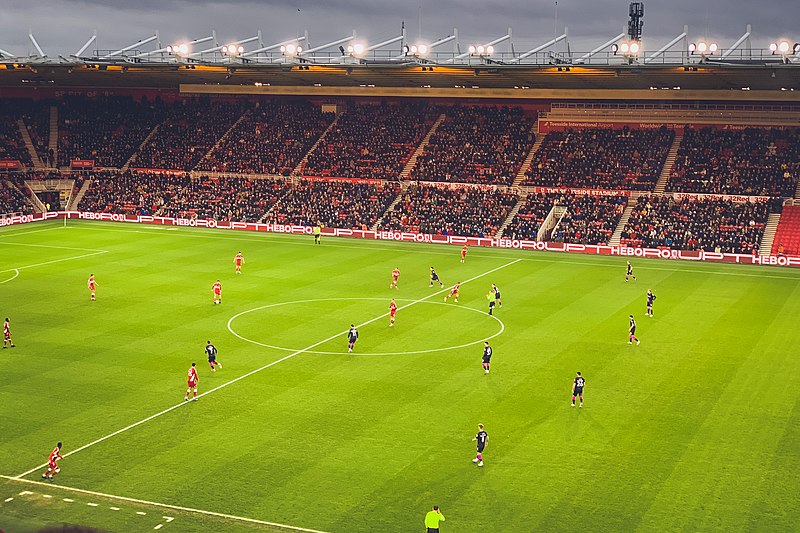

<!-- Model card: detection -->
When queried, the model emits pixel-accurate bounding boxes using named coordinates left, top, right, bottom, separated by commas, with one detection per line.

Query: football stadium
left=1, top=2, right=800, bottom=532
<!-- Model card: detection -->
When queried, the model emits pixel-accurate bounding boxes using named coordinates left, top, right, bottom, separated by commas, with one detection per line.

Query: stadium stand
left=381, top=185, right=517, bottom=237
left=0, top=179, right=30, bottom=214
left=303, top=103, right=438, bottom=180
left=266, top=179, right=400, bottom=229
left=550, top=194, right=628, bottom=245
left=58, top=96, right=169, bottom=168
left=0, top=114, right=32, bottom=166
left=502, top=193, right=560, bottom=241
left=772, top=205, right=800, bottom=257
left=409, top=106, right=536, bottom=185
left=198, top=101, right=334, bottom=175
left=620, top=194, right=770, bottom=254
left=134, top=99, right=248, bottom=171
left=522, top=126, right=675, bottom=190
left=668, top=127, right=800, bottom=197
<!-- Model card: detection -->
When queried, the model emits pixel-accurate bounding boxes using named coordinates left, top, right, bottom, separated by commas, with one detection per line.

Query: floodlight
left=611, top=43, right=619, bottom=54
left=769, top=42, right=778, bottom=52
left=629, top=41, right=640, bottom=54
left=688, top=42, right=696, bottom=52
left=287, top=44, right=296, bottom=54
left=468, top=45, right=476, bottom=54
left=410, top=45, right=418, bottom=54
left=280, top=45, right=287, bottom=53
left=486, top=45, right=494, bottom=55
left=418, top=44, right=428, bottom=55
left=166, top=45, right=173, bottom=53
left=178, top=43, right=188, bottom=55
left=708, top=43, right=718, bottom=53
left=697, top=42, right=708, bottom=53
left=620, top=42, right=630, bottom=53
left=794, top=43, right=800, bottom=54
left=352, top=42, right=365, bottom=56
left=476, top=45, right=485, bottom=54
left=778, top=41, right=790, bottom=53
left=297, top=46, right=302, bottom=54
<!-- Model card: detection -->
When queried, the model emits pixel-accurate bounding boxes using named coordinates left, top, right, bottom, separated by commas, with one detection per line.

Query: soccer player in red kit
left=389, top=299, right=397, bottom=327
left=234, top=252, right=244, bottom=274
left=460, top=245, right=468, bottom=263
left=389, top=268, right=400, bottom=290
left=444, top=282, right=461, bottom=303
left=185, top=362, right=198, bottom=401
left=212, top=280, right=222, bottom=304
left=3, top=317, right=13, bottom=348
left=41, top=442, right=63, bottom=480
left=87, top=274, right=97, bottom=301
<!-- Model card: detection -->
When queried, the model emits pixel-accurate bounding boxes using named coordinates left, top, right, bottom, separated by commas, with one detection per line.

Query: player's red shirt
left=3, top=321, right=9, bottom=337
left=48, top=446, right=62, bottom=465
left=212, top=282, right=222, bottom=294
left=234, top=253, right=244, bottom=265
left=389, top=301, right=397, bottom=315
left=391, top=268, right=400, bottom=280
left=461, top=246, right=468, bottom=257
left=187, top=366, right=198, bottom=386
left=450, top=283, right=460, bottom=294
left=87, top=276, right=95, bottom=290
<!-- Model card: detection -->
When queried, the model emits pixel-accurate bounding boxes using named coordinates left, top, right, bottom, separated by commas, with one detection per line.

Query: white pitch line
left=64, top=498, right=75, bottom=502
left=14, top=258, right=521, bottom=480
left=4, top=497, right=12, bottom=502
left=87, top=502, right=99, bottom=506
left=0, top=241, right=107, bottom=253
left=42, top=494, right=52, bottom=499
left=0, top=225, right=64, bottom=238
left=0, top=250, right=109, bottom=275
left=154, top=525, right=163, bottom=530
left=110, top=506, right=120, bottom=511
left=0, top=269, right=19, bottom=284
left=163, top=516, right=174, bottom=522
left=1, top=475, right=329, bottom=532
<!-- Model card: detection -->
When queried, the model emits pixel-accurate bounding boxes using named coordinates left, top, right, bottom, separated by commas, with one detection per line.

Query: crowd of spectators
left=267, top=179, right=400, bottom=229
left=134, top=99, right=248, bottom=171
left=0, top=178, right=31, bottom=214
left=523, top=126, right=675, bottom=190
left=620, top=194, right=770, bottom=254
left=503, top=193, right=562, bottom=241
left=58, top=96, right=169, bottom=168
left=79, top=171, right=185, bottom=215
left=667, top=127, right=800, bottom=197
left=0, top=114, right=32, bottom=166
left=410, top=106, right=536, bottom=185
left=381, top=185, right=517, bottom=237
left=303, top=103, right=438, bottom=180
left=199, top=101, right=334, bottom=175
left=0, top=99, right=53, bottom=167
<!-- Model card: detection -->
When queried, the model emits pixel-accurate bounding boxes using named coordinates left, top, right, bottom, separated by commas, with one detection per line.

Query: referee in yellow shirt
left=424, top=505, right=445, bottom=532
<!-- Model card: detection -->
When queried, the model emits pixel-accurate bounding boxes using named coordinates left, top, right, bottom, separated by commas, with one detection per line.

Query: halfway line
left=14, top=258, right=521, bottom=479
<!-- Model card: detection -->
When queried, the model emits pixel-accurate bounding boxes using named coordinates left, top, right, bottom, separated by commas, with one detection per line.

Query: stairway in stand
left=653, top=135, right=682, bottom=194
left=495, top=195, right=527, bottom=239
left=122, top=123, right=162, bottom=172
left=608, top=199, right=637, bottom=247
left=371, top=189, right=405, bottom=232
left=69, top=179, right=94, bottom=210
left=48, top=106, right=59, bottom=168
left=759, top=212, right=782, bottom=255
left=16, top=119, right=44, bottom=169
left=511, top=134, right=544, bottom=188
left=194, top=110, right=251, bottom=171
left=291, top=114, right=342, bottom=177
left=398, top=113, right=446, bottom=180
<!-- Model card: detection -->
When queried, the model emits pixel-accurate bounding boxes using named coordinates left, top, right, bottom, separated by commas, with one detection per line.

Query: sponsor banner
left=70, top=159, right=95, bottom=169
left=3, top=211, right=799, bottom=268
left=672, top=192, right=771, bottom=203
left=301, top=176, right=385, bottom=185
left=0, top=159, right=21, bottom=170
left=538, top=120, right=795, bottom=134
left=416, top=180, right=506, bottom=192
left=532, top=186, right=630, bottom=197
left=130, top=168, right=188, bottom=176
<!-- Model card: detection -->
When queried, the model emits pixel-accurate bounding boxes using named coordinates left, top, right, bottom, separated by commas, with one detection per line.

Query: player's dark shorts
left=208, top=355, right=216, bottom=363
left=431, top=274, right=439, bottom=281
left=488, top=301, right=495, bottom=308
left=495, top=292, right=501, bottom=299
left=348, top=336, right=358, bottom=343
left=476, top=444, right=485, bottom=453
left=482, top=356, right=491, bottom=364
left=630, top=327, right=636, bottom=335
left=574, top=387, right=583, bottom=395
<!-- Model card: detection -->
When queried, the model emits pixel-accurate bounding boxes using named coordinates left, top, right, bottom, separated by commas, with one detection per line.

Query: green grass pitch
left=1, top=219, right=799, bottom=532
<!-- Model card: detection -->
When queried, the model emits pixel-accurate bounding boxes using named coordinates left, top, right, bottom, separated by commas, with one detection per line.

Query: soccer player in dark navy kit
left=429, top=267, right=443, bottom=288
left=482, top=341, right=492, bottom=374
left=625, top=260, right=636, bottom=282
left=347, top=324, right=359, bottom=353
left=492, top=284, right=502, bottom=307
left=205, top=340, right=222, bottom=372
left=646, top=289, right=657, bottom=317
left=572, top=371, right=585, bottom=407
left=628, top=314, right=641, bottom=345
left=472, top=424, right=488, bottom=467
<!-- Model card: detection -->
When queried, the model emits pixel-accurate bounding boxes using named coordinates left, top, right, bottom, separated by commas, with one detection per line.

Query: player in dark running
left=625, top=261, right=636, bottom=282
left=206, top=340, right=222, bottom=371
left=628, top=315, right=641, bottom=345
left=347, top=324, right=359, bottom=353
left=492, top=284, right=502, bottom=307
left=646, top=289, right=657, bottom=317
left=572, top=371, right=585, bottom=408
left=472, top=424, right=488, bottom=467
left=429, top=267, right=443, bottom=288
left=482, top=341, right=492, bottom=374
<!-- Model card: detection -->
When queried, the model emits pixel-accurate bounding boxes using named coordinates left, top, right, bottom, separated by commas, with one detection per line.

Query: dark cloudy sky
left=1, top=0, right=793, bottom=57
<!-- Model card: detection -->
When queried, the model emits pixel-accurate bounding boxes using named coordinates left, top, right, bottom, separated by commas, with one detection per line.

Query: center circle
left=227, top=297, right=505, bottom=356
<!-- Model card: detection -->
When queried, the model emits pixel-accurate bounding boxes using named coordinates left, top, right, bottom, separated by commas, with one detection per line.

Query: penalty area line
left=0, top=269, right=19, bottom=284
left=14, top=258, right=521, bottom=479
left=0, top=250, right=109, bottom=275
left=0, top=475, right=329, bottom=533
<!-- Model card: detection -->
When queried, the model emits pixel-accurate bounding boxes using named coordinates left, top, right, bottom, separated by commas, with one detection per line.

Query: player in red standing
left=212, top=280, right=222, bottom=305
left=234, top=252, right=245, bottom=274
left=389, top=267, right=400, bottom=290
left=41, top=442, right=63, bottom=480
left=389, top=299, right=398, bottom=327
left=3, top=317, right=14, bottom=348
left=460, top=245, right=469, bottom=263
left=184, top=362, right=199, bottom=401
left=87, top=274, right=97, bottom=301
left=444, top=282, right=461, bottom=303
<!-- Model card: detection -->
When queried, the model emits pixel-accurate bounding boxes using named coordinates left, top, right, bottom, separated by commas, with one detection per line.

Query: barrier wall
left=4, top=211, right=799, bottom=268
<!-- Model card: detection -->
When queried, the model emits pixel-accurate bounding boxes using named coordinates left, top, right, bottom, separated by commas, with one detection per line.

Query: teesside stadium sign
left=5, top=211, right=799, bottom=268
